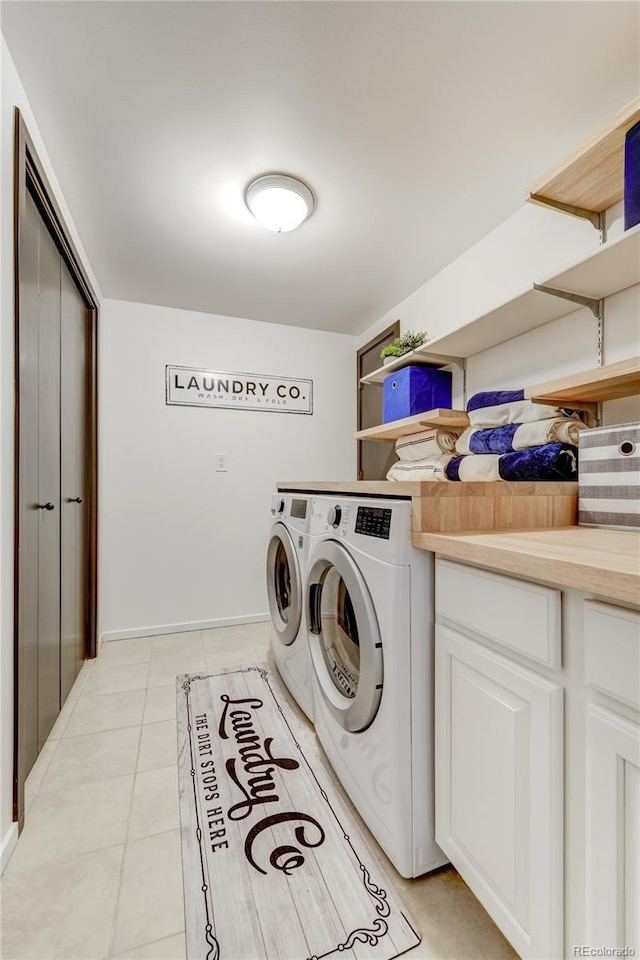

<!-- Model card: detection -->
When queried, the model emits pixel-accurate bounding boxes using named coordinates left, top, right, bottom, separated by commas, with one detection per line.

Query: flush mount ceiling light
left=245, top=174, right=315, bottom=233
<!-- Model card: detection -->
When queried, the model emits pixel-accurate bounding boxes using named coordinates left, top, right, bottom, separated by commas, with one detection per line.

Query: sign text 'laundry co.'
left=165, top=365, right=313, bottom=415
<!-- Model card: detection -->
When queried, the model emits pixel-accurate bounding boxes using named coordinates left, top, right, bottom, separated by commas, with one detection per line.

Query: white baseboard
left=1, top=821, right=19, bottom=874
left=99, top=613, right=271, bottom=647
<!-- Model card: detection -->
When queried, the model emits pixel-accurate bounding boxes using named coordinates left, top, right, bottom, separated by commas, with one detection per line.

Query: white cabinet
left=434, top=559, right=640, bottom=958
left=586, top=705, right=640, bottom=952
left=583, top=600, right=640, bottom=955
left=435, top=622, right=564, bottom=960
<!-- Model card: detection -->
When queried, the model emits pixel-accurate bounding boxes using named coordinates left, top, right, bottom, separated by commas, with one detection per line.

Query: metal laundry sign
left=165, top=365, right=313, bottom=414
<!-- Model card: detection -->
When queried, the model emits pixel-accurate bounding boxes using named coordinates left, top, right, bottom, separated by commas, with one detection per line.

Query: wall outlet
left=215, top=453, right=228, bottom=472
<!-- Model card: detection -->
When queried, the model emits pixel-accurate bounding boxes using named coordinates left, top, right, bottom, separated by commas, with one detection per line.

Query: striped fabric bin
left=578, top=422, right=640, bottom=530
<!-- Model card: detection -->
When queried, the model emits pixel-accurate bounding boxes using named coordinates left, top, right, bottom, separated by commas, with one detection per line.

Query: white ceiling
left=2, top=1, right=639, bottom=334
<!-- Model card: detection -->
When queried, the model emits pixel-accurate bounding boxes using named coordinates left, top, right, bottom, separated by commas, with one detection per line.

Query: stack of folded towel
left=386, top=389, right=588, bottom=482
left=386, top=426, right=462, bottom=481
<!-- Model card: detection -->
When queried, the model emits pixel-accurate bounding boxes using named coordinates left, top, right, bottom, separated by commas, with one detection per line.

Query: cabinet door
left=586, top=705, right=640, bottom=952
left=435, top=624, right=564, bottom=960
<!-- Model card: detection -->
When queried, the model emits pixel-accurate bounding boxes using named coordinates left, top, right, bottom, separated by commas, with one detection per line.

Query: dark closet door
left=36, top=201, right=63, bottom=749
left=18, top=190, right=41, bottom=774
left=15, top=111, right=98, bottom=828
left=19, top=190, right=62, bottom=757
left=60, top=265, right=89, bottom=701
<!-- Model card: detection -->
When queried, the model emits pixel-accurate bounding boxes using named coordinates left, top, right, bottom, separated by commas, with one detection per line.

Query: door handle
left=309, top=583, right=323, bottom=636
left=37, top=502, right=55, bottom=511
left=69, top=497, right=83, bottom=504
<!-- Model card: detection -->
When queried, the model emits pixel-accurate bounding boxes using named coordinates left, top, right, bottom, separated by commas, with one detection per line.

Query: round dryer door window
left=266, top=524, right=302, bottom=646
left=306, top=540, right=383, bottom=732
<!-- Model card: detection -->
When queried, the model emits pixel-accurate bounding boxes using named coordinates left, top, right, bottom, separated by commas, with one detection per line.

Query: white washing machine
left=305, top=494, right=447, bottom=878
left=266, top=493, right=314, bottom=720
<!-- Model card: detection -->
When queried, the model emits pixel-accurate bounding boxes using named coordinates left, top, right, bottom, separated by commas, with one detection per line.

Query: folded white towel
left=456, top=454, right=501, bottom=481
left=436, top=426, right=461, bottom=452
left=387, top=453, right=452, bottom=481
left=395, top=429, right=440, bottom=461
left=467, top=399, right=577, bottom=427
left=455, top=417, right=588, bottom=454
left=395, top=427, right=462, bottom=462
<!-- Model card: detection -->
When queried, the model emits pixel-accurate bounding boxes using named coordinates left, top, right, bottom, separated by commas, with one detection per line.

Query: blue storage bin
left=624, top=119, right=640, bottom=230
left=382, top=366, right=452, bottom=423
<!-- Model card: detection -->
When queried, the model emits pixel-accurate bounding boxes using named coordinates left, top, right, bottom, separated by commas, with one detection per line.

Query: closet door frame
left=13, top=109, right=99, bottom=826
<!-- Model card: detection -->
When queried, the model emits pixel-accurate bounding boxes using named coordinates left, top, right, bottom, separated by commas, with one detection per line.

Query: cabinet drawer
left=436, top=559, right=561, bottom=670
left=585, top=601, right=640, bottom=709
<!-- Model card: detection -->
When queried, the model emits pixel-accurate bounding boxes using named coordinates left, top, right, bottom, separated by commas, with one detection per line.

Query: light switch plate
left=215, top=453, right=228, bottom=472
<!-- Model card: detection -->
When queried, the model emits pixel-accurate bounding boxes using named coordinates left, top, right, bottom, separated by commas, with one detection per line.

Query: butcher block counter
left=277, top=480, right=639, bottom=605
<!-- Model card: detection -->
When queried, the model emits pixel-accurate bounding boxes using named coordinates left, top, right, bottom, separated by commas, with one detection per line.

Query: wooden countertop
left=278, top=480, right=579, bottom=533
left=277, top=480, right=638, bottom=604
left=277, top=480, right=577, bottom=499
left=278, top=480, right=421, bottom=497
left=413, top=527, right=639, bottom=605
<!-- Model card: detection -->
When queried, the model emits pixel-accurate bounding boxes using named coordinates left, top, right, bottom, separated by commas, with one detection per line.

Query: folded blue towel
left=445, top=442, right=578, bottom=482
left=465, top=390, right=587, bottom=428
left=462, top=423, right=519, bottom=454
left=500, top=443, right=578, bottom=480
left=467, top=390, right=525, bottom=412
left=456, top=418, right=587, bottom=455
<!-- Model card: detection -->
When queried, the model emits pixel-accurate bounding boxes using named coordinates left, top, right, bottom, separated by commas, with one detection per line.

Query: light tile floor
left=1, top=623, right=517, bottom=960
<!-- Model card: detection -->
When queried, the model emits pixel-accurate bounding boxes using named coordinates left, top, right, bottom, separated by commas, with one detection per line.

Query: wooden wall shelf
left=525, top=356, right=640, bottom=405
left=358, top=102, right=639, bottom=449
left=360, top=351, right=458, bottom=385
left=529, top=98, right=640, bottom=220
left=356, top=409, right=469, bottom=442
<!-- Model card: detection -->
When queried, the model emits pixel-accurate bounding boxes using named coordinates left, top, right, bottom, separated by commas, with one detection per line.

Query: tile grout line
left=59, top=688, right=148, bottom=739
left=105, top=687, right=147, bottom=960
left=23, top=737, right=62, bottom=813
left=3, top=837, right=133, bottom=880
left=106, top=658, right=187, bottom=959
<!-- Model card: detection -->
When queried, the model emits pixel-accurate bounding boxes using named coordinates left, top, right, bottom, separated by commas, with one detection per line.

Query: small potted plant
left=380, top=330, right=429, bottom=364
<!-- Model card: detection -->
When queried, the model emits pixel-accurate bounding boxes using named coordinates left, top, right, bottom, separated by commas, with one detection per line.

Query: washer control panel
left=290, top=498, right=308, bottom=519
left=354, top=506, right=392, bottom=539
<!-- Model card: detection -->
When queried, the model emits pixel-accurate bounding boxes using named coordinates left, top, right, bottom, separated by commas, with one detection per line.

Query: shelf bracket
left=419, top=352, right=466, bottom=370
left=533, top=283, right=604, bottom=320
left=529, top=193, right=605, bottom=233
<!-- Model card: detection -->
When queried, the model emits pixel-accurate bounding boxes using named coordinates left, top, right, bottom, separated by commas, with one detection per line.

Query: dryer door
left=266, top=523, right=302, bottom=646
left=306, top=540, right=383, bottom=732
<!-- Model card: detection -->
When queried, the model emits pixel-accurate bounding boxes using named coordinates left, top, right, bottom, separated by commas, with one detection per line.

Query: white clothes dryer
left=266, top=493, right=314, bottom=720
left=305, top=495, right=447, bottom=878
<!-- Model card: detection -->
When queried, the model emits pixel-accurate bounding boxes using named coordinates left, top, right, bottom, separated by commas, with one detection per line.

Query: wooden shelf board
left=356, top=408, right=469, bottom=441
left=525, top=356, right=640, bottom=404
left=360, top=351, right=454, bottom=385
left=529, top=98, right=640, bottom=214
left=538, top=222, right=640, bottom=300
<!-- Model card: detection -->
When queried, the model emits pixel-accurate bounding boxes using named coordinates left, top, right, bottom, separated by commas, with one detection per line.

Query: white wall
left=99, top=299, right=356, bottom=641
left=0, top=36, right=102, bottom=866
left=356, top=201, right=597, bottom=351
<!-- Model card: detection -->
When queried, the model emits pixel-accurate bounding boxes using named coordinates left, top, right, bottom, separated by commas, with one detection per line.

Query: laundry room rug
left=176, top=662, right=421, bottom=960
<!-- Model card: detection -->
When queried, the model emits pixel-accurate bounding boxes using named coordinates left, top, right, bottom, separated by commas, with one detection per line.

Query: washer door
left=266, top=523, right=302, bottom=646
left=306, top=540, right=383, bottom=732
